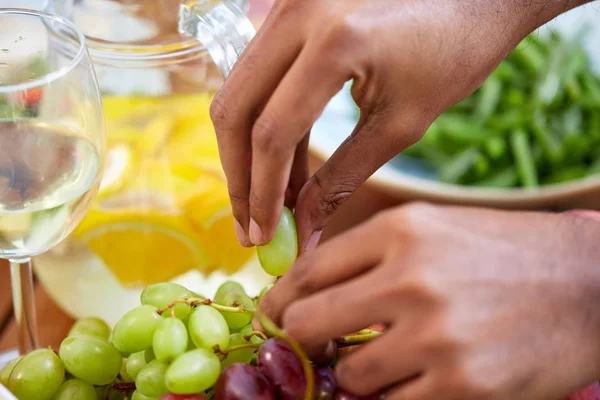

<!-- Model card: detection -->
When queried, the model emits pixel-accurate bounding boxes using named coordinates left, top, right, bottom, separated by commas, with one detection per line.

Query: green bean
left=436, top=114, right=490, bottom=144
left=544, top=167, right=587, bottom=184
left=399, top=29, right=599, bottom=189
left=503, top=87, right=526, bottom=108
left=492, top=61, right=519, bottom=81
left=475, top=167, right=518, bottom=188
left=589, top=158, right=600, bottom=175
left=530, top=111, right=563, bottom=165
left=475, top=76, right=503, bottom=121
left=562, top=105, right=583, bottom=136
left=439, top=147, right=481, bottom=184
left=510, top=130, right=539, bottom=188
left=589, top=113, right=600, bottom=141
left=484, top=136, right=507, bottom=160
left=487, top=109, right=528, bottom=132
left=562, top=135, right=590, bottom=165
left=511, top=40, right=546, bottom=77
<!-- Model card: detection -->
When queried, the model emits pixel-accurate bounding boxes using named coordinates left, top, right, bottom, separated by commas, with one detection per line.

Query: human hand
left=211, top=0, right=591, bottom=253
left=259, top=203, right=600, bottom=399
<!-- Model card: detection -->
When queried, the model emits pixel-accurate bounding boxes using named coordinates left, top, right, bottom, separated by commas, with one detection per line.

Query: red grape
left=315, top=366, right=337, bottom=400
left=563, top=382, right=600, bottom=400
left=160, top=394, right=208, bottom=400
left=258, top=338, right=306, bottom=400
left=215, top=363, right=276, bottom=400
left=334, top=388, right=380, bottom=400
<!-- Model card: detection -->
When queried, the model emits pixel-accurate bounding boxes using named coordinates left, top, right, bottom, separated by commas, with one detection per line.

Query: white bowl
left=309, top=4, right=600, bottom=210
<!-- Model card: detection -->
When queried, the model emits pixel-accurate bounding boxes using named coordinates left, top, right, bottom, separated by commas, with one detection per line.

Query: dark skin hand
left=260, top=204, right=600, bottom=399
left=214, top=0, right=599, bottom=398
left=212, top=0, right=594, bottom=252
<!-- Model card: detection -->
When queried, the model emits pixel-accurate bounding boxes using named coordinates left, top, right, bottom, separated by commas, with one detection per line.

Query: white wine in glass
left=0, top=9, right=105, bottom=355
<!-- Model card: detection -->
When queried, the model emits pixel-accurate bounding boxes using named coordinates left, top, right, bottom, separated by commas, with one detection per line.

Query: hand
left=211, top=0, right=590, bottom=252
left=259, top=203, right=600, bottom=399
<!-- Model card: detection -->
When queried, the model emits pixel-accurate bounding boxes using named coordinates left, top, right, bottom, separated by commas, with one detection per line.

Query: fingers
left=284, top=134, right=310, bottom=210
left=211, top=3, right=306, bottom=246
left=259, top=217, right=386, bottom=325
left=335, top=325, right=426, bottom=397
left=384, top=377, right=431, bottom=400
left=280, top=270, right=387, bottom=358
left=248, top=37, right=353, bottom=245
left=295, top=107, right=423, bottom=253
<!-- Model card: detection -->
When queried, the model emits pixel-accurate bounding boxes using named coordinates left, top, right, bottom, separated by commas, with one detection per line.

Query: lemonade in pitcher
left=34, top=0, right=274, bottom=325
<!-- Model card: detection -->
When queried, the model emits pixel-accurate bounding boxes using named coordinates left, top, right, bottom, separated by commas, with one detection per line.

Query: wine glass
left=0, top=9, right=105, bottom=355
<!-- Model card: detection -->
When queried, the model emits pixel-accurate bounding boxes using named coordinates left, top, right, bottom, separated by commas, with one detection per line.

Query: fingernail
left=234, top=219, right=251, bottom=246
left=305, top=230, right=323, bottom=252
left=249, top=218, right=263, bottom=245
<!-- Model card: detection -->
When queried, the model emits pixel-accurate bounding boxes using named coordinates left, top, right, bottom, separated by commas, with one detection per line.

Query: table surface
left=0, top=154, right=401, bottom=352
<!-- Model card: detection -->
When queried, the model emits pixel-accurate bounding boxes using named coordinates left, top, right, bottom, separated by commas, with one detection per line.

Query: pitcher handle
left=179, top=0, right=257, bottom=79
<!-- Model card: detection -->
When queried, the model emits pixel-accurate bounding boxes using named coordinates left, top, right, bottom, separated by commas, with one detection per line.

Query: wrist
left=523, top=0, right=595, bottom=33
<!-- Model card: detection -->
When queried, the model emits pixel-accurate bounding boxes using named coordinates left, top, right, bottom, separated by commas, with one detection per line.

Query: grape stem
left=335, top=329, right=383, bottom=348
left=244, top=330, right=268, bottom=342
left=156, top=297, right=250, bottom=315
left=112, top=382, right=136, bottom=392
left=213, top=343, right=260, bottom=361
left=254, top=309, right=315, bottom=400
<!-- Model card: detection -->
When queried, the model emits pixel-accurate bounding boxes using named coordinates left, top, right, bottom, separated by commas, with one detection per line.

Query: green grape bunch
left=0, top=207, right=382, bottom=400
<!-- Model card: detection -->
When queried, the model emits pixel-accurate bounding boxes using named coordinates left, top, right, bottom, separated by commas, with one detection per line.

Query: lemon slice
left=184, top=188, right=255, bottom=275
left=98, top=145, right=137, bottom=199
left=75, top=210, right=210, bottom=286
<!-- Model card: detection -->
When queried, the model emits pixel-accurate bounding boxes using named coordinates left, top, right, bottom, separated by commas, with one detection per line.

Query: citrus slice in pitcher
left=74, top=210, right=210, bottom=286
left=97, top=144, right=138, bottom=199
left=183, top=189, right=254, bottom=275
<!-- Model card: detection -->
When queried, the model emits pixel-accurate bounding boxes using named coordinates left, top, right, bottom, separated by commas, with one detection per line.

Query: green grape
left=239, top=324, right=266, bottom=345
left=131, top=390, right=157, bottom=400
left=125, top=351, right=147, bottom=381
left=214, top=281, right=245, bottom=303
left=165, top=349, right=221, bottom=394
left=188, top=305, right=230, bottom=350
left=108, top=391, right=125, bottom=400
left=214, top=281, right=254, bottom=331
left=219, top=291, right=255, bottom=331
left=0, top=356, right=21, bottom=387
left=68, top=317, right=111, bottom=340
left=257, top=206, right=298, bottom=276
left=7, top=348, right=64, bottom=400
left=221, top=333, right=256, bottom=368
left=111, top=305, right=162, bottom=354
left=120, top=358, right=133, bottom=382
left=95, top=385, right=109, bottom=399
left=144, top=347, right=156, bottom=363
left=136, top=359, right=168, bottom=398
left=59, top=335, right=122, bottom=385
left=53, top=379, right=97, bottom=400
left=153, top=317, right=188, bottom=361
left=257, top=284, right=274, bottom=305
left=141, top=282, right=197, bottom=320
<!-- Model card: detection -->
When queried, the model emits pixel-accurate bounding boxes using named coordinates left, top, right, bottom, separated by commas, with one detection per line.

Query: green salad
left=402, top=30, right=600, bottom=188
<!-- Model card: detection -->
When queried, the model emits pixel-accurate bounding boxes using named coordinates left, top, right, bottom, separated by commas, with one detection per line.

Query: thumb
left=295, top=108, right=423, bottom=254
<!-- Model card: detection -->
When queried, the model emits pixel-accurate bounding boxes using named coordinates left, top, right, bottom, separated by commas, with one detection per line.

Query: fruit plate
left=309, top=3, right=600, bottom=210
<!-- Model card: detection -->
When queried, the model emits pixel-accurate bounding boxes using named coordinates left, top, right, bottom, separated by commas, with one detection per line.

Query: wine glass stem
left=9, top=259, right=38, bottom=355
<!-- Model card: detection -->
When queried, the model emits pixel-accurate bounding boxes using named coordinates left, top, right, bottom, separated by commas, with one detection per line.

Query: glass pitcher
left=34, top=0, right=275, bottom=326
